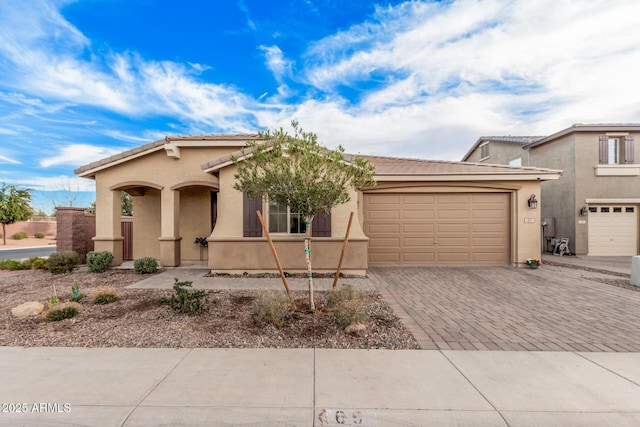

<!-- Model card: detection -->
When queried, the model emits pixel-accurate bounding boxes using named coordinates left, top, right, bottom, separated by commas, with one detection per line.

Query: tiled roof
left=524, top=123, right=640, bottom=149
left=460, top=135, right=544, bottom=161
left=359, top=155, right=561, bottom=177
left=75, top=134, right=260, bottom=176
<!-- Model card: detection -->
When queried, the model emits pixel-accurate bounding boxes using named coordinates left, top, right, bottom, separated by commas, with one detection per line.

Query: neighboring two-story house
left=462, top=124, right=640, bottom=256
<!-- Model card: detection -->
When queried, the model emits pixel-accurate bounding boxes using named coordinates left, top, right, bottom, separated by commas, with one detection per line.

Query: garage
left=364, top=192, right=510, bottom=265
left=588, top=205, right=638, bottom=256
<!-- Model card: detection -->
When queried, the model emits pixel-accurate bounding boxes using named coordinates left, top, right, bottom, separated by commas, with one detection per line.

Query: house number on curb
left=317, top=409, right=372, bottom=426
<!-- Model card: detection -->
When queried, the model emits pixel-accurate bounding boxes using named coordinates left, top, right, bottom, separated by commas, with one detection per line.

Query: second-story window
left=480, top=142, right=490, bottom=160
left=608, top=138, right=620, bottom=164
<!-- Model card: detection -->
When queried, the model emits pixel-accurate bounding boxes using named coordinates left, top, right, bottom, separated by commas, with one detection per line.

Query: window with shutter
left=242, top=193, right=262, bottom=237
left=312, top=212, right=331, bottom=237
left=625, top=135, right=635, bottom=164
left=599, top=135, right=608, bottom=164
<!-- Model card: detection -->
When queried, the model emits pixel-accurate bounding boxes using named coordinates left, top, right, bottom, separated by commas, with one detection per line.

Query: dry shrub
left=253, top=290, right=292, bottom=328
left=327, top=284, right=368, bottom=328
left=91, top=286, right=120, bottom=304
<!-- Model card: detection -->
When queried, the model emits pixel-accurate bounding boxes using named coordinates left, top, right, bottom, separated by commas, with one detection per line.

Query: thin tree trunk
left=305, top=216, right=314, bottom=310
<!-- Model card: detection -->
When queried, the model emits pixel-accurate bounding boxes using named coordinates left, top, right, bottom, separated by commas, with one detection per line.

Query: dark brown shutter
left=312, top=212, right=331, bottom=237
left=598, top=135, right=608, bottom=164
left=625, top=135, right=635, bottom=164
left=243, top=193, right=262, bottom=237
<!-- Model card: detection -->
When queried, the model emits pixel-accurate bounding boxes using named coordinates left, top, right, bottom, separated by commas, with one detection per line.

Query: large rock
left=345, top=322, right=366, bottom=336
left=11, top=302, right=44, bottom=318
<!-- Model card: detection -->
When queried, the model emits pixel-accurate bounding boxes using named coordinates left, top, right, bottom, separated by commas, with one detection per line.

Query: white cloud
left=6, top=174, right=95, bottom=192
left=40, top=144, right=122, bottom=168
left=0, top=154, right=20, bottom=164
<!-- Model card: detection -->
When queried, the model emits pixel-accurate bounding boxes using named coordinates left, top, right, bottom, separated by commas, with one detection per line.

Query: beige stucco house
left=75, top=134, right=561, bottom=272
left=462, top=123, right=640, bottom=256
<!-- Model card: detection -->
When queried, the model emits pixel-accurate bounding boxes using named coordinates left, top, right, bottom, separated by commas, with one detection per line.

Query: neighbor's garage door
left=588, top=205, right=638, bottom=256
left=364, top=193, right=510, bottom=265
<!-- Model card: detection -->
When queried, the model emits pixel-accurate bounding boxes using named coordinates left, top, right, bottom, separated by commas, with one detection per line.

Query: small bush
left=134, top=257, right=159, bottom=274
left=253, top=290, right=291, bottom=328
left=162, top=279, right=209, bottom=315
left=11, top=231, right=28, bottom=240
left=0, top=259, right=26, bottom=270
left=91, top=286, right=120, bottom=304
left=34, top=232, right=45, bottom=239
left=47, top=251, right=80, bottom=274
left=29, top=257, right=48, bottom=270
left=87, top=251, right=114, bottom=273
left=47, top=302, right=83, bottom=321
left=327, top=284, right=368, bottom=328
left=70, top=280, right=83, bottom=302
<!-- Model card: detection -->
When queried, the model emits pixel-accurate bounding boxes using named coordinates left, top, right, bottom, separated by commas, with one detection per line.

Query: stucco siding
left=574, top=131, right=640, bottom=254
left=530, top=135, right=576, bottom=252
left=179, top=188, right=212, bottom=261
left=132, top=189, right=161, bottom=259
left=466, top=141, right=526, bottom=165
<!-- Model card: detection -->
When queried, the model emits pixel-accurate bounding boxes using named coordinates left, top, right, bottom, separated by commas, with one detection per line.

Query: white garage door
left=364, top=193, right=510, bottom=265
left=588, top=205, right=638, bottom=256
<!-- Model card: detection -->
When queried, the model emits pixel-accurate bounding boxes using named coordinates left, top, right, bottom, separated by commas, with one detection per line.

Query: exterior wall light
left=527, top=194, right=538, bottom=209
left=580, top=206, right=588, bottom=216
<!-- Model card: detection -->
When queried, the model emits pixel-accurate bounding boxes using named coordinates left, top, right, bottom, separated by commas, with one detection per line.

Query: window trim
left=267, top=200, right=307, bottom=235
left=479, top=142, right=490, bottom=161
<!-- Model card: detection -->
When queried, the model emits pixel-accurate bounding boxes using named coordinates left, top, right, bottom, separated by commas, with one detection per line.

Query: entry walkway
left=1, top=347, right=640, bottom=426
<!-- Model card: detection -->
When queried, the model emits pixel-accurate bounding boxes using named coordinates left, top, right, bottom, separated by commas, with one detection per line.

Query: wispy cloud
left=40, top=144, right=122, bottom=168
left=0, top=154, right=20, bottom=164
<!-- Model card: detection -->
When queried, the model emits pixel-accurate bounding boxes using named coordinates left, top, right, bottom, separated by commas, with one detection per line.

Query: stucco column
left=159, top=188, right=181, bottom=267
left=93, top=188, right=123, bottom=265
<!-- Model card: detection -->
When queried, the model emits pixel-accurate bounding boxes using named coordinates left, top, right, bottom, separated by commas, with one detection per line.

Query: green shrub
left=134, top=257, right=159, bottom=274
left=87, top=251, right=113, bottom=273
left=34, top=232, right=45, bottom=239
left=162, top=279, right=209, bottom=315
left=327, top=284, right=368, bottom=328
left=11, top=231, right=28, bottom=240
left=29, top=257, right=48, bottom=270
left=0, top=259, right=26, bottom=270
left=91, top=286, right=120, bottom=304
left=47, top=251, right=80, bottom=274
left=47, top=302, right=82, bottom=321
left=252, top=290, right=291, bottom=328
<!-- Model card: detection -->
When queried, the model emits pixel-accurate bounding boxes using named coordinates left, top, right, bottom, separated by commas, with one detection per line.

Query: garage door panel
left=368, top=237, right=400, bottom=248
left=368, top=210, right=400, bottom=220
left=365, top=192, right=510, bottom=265
left=403, top=210, right=435, bottom=220
left=368, top=223, right=401, bottom=234
left=437, top=209, right=469, bottom=219
left=403, top=223, right=434, bottom=233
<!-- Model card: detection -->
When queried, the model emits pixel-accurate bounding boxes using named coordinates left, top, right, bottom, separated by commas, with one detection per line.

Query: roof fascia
left=374, top=172, right=561, bottom=182
left=75, top=145, right=165, bottom=178
left=525, top=124, right=640, bottom=150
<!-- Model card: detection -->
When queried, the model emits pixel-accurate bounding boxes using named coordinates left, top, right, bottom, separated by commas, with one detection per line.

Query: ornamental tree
left=233, top=121, right=376, bottom=310
left=0, top=183, right=33, bottom=245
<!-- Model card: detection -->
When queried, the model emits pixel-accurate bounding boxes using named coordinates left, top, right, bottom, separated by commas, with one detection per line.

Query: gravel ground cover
left=0, top=269, right=418, bottom=349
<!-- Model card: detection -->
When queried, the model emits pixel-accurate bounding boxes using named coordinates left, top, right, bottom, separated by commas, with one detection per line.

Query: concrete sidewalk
left=542, top=254, right=632, bottom=276
left=1, top=347, right=640, bottom=426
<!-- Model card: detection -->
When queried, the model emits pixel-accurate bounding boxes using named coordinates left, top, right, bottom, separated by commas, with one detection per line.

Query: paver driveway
left=369, top=264, right=640, bottom=351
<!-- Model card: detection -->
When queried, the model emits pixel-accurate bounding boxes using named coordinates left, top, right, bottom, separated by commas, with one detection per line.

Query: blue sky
left=1, top=0, right=639, bottom=213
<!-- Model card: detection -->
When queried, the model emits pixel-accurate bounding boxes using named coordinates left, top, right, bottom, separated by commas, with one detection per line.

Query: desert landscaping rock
left=11, top=301, right=44, bottom=318
left=345, top=322, right=367, bottom=336
left=0, top=270, right=418, bottom=349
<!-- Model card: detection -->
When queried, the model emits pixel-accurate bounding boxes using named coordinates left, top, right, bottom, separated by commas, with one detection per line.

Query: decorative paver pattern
left=368, top=265, right=640, bottom=351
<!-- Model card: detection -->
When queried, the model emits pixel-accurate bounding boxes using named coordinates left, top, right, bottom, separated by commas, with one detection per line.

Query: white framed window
left=509, top=157, right=522, bottom=166
left=268, top=200, right=307, bottom=234
left=480, top=142, right=490, bottom=160
left=608, top=138, right=620, bottom=165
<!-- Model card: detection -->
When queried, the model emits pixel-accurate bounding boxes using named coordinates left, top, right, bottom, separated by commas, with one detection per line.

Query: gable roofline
left=75, top=134, right=261, bottom=178
left=461, top=136, right=543, bottom=161
left=524, top=123, right=640, bottom=150
left=354, top=155, right=562, bottom=181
